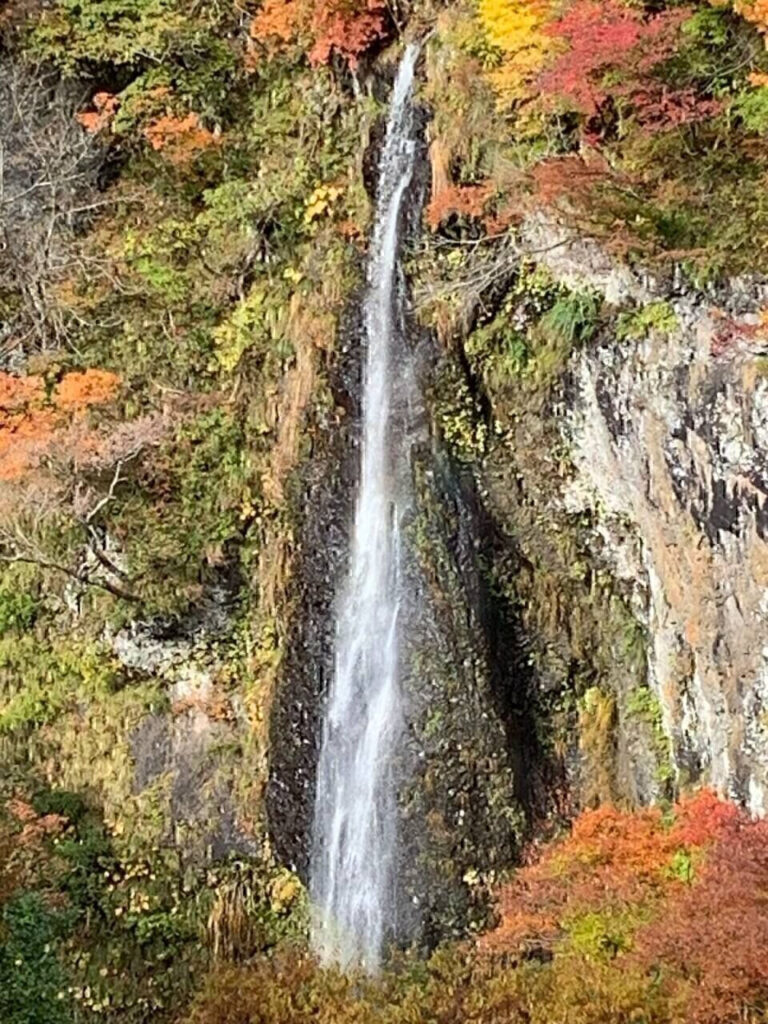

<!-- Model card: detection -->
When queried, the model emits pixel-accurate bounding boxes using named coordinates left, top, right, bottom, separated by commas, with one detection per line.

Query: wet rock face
left=267, top=381, right=525, bottom=943
left=114, top=599, right=261, bottom=863
left=265, top=90, right=523, bottom=945
left=395, top=443, right=525, bottom=946
left=266, top=77, right=433, bottom=883
left=265, top=273, right=364, bottom=879
left=561, top=264, right=768, bottom=813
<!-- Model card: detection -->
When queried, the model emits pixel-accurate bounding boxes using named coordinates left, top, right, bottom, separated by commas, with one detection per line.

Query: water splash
left=310, top=44, right=420, bottom=971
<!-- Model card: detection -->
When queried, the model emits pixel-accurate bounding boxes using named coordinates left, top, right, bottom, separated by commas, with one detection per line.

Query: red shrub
left=426, top=182, right=494, bottom=231
left=481, top=790, right=742, bottom=957
left=538, top=0, right=720, bottom=134
left=540, top=1, right=687, bottom=117
left=308, top=0, right=389, bottom=68
left=709, top=311, right=766, bottom=357
left=250, top=0, right=390, bottom=70
left=531, top=153, right=614, bottom=207
left=633, top=815, right=768, bottom=1023
left=631, top=87, right=722, bottom=129
left=667, top=787, right=743, bottom=846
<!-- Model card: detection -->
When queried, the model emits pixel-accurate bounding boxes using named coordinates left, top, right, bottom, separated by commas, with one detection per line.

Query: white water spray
left=310, top=44, right=419, bottom=971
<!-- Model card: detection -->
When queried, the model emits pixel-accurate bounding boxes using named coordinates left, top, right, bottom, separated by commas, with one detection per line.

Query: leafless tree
left=0, top=412, right=169, bottom=605
left=0, top=60, right=104, bottom=357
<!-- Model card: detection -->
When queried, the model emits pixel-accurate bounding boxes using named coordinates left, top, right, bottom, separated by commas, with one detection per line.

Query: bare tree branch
left=0, top=60, right=108, bottom=352
left=0, top=551, right=140, bottom=602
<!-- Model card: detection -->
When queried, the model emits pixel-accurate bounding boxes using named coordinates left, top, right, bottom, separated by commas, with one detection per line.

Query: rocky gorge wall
left=556, top=247, right=768, bottom=814
left=266, top=187, right=768, bottom=957
left=456, top=216, right=768, bottom=818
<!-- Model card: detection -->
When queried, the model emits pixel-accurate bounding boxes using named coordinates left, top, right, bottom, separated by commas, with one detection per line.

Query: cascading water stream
left=310, top=44, right=420, bottom=971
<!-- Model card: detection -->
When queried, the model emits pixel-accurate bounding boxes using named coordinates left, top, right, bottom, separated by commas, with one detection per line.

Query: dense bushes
left=183, top=792, right=768, bottom=1024
left=426, top=0, right=768, bottom=273
left=0, top=892, right=70, bottom=1024
left=0, top=785, right=307, bottom=1023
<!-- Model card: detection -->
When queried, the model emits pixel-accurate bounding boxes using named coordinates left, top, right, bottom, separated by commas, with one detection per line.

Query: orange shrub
left=75, top=91, right=119, bottom=134
left=481, top=790, right=743, bottom=957
left=735, top=0, right=768, bottom=41
left=0, top=369, right=119, bottom=480
left=426, top=182, right=494, bottom=231
left=143, top=113, right=219, bottom=164
left=249, top=0, right=390, bottom=70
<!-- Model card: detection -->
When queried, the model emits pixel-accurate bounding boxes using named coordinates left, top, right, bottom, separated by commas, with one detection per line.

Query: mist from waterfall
left=309, top=44, right=420, bottom=971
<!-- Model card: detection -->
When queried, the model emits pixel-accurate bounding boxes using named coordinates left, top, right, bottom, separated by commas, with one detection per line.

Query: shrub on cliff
left=183, top=792, right=768, bottom=1024
left=428, top=0, right=768, bottom=273
left=249, top=0, right=392, bottom=71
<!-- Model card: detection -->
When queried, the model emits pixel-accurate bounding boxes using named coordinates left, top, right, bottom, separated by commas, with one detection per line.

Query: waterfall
left=310, top=44, right=420, bottom=971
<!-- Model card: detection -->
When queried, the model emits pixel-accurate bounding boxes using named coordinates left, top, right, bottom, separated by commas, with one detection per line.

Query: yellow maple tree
left=476, top=0, right=558, bottom=105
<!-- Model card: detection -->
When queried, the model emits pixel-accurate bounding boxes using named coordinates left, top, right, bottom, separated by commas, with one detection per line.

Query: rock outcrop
left=566, top=276, right=768, bottom=813
left=519, top=220, right=768, bottom=813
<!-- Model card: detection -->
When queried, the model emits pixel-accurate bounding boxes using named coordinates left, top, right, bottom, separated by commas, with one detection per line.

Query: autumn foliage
left=451, top=0, right=748, bottom=254
left=77, top=87, right=218, bottom=163
left=142, top=113, right=219, bottom=164
left=75, top=90, right=119, bottom=134
left=481, top=790, right=768, bottom=1023
left=6, top=799, right=68, bottom=848
left=0, top=369, right=119, bottom=480
left=426, top=182, right=494, bottom=231
left=735, top=0, right=768, bottom=40
left=633, top=815, right=768, bottom=1023
left=476, top=0, right=558, bottom=103
left=482, top=790, right=740, bottom=953
left=539, top=1, right=687, bottom=117
left=476, top=0, right=727, bottom=135
left=530, top=152, right=620, bottom=207
left=249, top=0, right=390, bottom=69
left=183, top=791, right=768, bottom=1024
